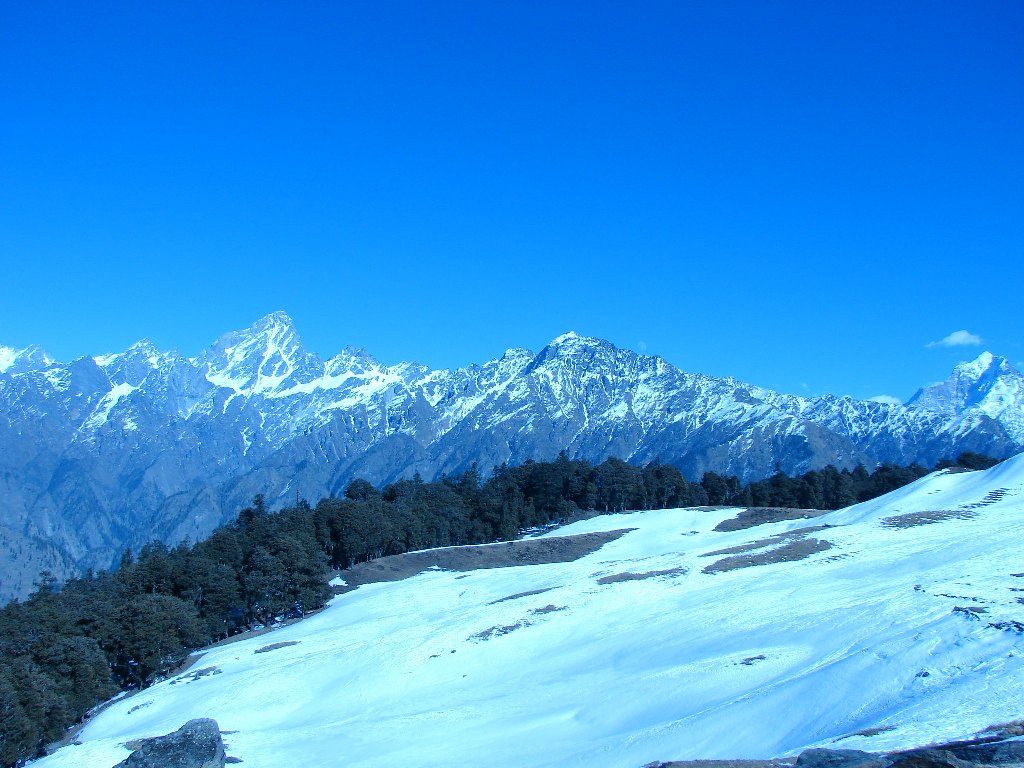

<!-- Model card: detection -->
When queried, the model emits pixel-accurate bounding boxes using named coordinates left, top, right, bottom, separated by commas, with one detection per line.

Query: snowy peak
left=0, top=346, right=15, bottom=372
left=917, top=352, right=1011, bottom=403
left=527, top=331, right=629, bottom=374
left=495, top=347, right=535, bottom=374
left=93, top=339, right=187, bottom=388
left=549, top=330, right=587, bottom=346
left=209, top=312, right=304, bottom=356
left=907, top=353, right=1024, bottom=438
left=909, top=352, right=1010, bottom=407
left=947, top=352, right=1018, bottom=401
left=957, top=350, right=997, bottom=379
left=545, top=330, right=615, bottom=354
left=251, top=309, right=297, bottom=334
left=0, top=343, right=55, bottom=374
left=324, top=346, right=381, bottom=376
left=201, top=312, right=323, bottom=395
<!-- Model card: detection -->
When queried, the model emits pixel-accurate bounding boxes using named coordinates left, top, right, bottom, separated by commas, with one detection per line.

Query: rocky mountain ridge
left=0, top=312, right=1021, bottom=599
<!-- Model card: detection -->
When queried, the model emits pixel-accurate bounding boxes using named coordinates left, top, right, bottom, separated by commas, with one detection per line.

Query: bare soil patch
left=337, top=529, right=633, bottom=591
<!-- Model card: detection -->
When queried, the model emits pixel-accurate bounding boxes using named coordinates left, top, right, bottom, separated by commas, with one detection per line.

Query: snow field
left=33, top=455, right=1024, bottom=768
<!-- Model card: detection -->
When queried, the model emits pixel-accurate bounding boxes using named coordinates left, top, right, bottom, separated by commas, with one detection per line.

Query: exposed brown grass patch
left=470, top=620, right=530, bottom=641
left=597, top=567, right=688, bottom=584
left=703, top=539, right=833, bottom=574
left=488, top=587, right=557, bottom=605
left=530, top=604, right=566, bottom=615
left=338, top=529, right=634, bottom=591
left=881, top=509, right=977, bottom=528
left=713, top=507, right=831, bottom=532
left=254, top=640, right=300, bottom=654
left=701, top=526, right=831, bottom=558
left=835, top=725, right=897, bottom=741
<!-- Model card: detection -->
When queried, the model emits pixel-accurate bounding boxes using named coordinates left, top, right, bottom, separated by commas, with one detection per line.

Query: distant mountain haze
left=0, top=313, right=1021, bottom=600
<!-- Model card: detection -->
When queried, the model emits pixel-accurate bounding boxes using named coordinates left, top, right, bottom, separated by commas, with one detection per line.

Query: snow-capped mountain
left=907, top=351, right=1024, bottom=442
left=0, top=313, right=1020, bottom=600
left=31, top=456, right=1024, bottom=768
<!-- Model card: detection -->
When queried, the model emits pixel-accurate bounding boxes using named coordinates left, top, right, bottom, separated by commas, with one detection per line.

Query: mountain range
left=1, top=312, right=1021, bottom=600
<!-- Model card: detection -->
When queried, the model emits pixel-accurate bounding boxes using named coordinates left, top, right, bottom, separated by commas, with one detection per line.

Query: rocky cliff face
left=0, top=313, right=1020, bottom=599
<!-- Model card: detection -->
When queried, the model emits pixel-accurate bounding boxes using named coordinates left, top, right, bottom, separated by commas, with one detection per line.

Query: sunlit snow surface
left=35, top=456, right=1024, bottom=768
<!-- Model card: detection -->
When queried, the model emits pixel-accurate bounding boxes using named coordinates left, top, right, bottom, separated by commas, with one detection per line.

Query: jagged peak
left=537, top=332, right=623, bottom=361
left=325, top=345, right=381, bottom=374
left=93, top=340, right=171, bottom=377
left=953, top=351, right=1014, bottom=380
left=127, top=338, right=159, bottom=352
left=551, top=330, right=583, bottom=344
left=209, top=312, right=304, bottom=354
left=250, top=310, right=297, bottom=334
left=500, top=347, right=534, bottom=362
left=0, top=346, right=16, bottom=372
left=906, top=351, right=1021, bottom=421
left=0, top=343, right=56, bottom=374
left=200, top=312, right=322, bottom=395
left=938, top=352, right=1019, bottom=390
left=547, top=330, right=607, bottom=348
left=120, top=339, right=170, bottom=362
left=220, top=312, right=303, bottom=351
left=340, top=344, right=375, bottom=359
left=521, top=332, right=627, bottom=378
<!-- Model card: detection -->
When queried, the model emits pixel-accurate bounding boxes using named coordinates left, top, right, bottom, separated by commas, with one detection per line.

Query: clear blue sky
left=1, top=1, right=1021, bottom=401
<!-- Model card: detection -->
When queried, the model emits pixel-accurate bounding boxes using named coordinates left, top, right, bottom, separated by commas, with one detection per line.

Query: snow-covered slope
left=0, top=312, right=1020, bottom=600
left=34, top=454, right=1024, bottom=768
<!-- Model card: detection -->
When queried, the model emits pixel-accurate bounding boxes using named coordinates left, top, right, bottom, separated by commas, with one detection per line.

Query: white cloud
left=868, top=394, right=902, bottom=405
left=636, top=341, right=647, bottom=353
left=926, top=330, right=983, bottom=348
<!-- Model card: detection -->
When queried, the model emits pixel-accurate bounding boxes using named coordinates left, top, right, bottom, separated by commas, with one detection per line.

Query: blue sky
left=1, top=1, right=1021, bottom=401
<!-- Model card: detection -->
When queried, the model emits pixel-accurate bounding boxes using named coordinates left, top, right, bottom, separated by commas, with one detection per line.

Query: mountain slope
left=33, top=455, right=1024, bottom=768
left=0, top=313, right=1021, bottom=599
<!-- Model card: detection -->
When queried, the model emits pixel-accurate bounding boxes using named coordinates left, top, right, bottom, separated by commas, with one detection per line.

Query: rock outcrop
left=650, top=734, right=1024, bottom=768
left=113, top=718, right=225, bottom=768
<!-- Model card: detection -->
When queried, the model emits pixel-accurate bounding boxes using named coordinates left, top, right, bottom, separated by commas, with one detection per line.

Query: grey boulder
left=796, top=748, right=888, bottom=768
left=113, top=718, right=225, bottom=768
